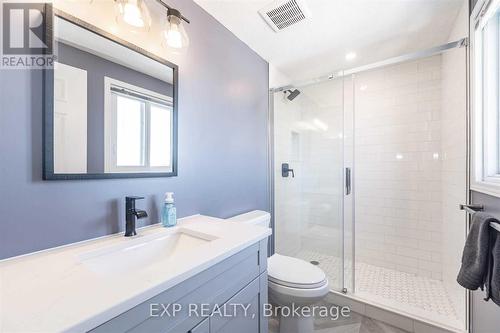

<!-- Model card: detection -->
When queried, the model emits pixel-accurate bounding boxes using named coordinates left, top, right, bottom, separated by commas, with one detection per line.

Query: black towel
left=457, top=212, right=499, bottom=290
left=484, top=229, right=500, bottom=306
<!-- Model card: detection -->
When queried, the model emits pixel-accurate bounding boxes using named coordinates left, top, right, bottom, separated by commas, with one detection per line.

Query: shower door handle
left=345, top=167, right=351, bottom=195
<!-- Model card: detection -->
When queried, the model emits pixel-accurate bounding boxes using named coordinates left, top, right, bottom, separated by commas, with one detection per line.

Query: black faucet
left=125, top=196, right=148, bottom=237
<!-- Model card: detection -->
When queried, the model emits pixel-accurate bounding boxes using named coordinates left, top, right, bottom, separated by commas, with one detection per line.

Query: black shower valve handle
left=281, top=163, right=295, bottom=178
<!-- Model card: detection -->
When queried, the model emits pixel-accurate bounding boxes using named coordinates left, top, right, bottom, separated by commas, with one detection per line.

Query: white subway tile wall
left=354, top=55, right=444, bottom=279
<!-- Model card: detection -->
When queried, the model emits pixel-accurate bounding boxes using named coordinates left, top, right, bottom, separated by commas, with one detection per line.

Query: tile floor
left=294, top=250, right=463, bottom=330
left=269, top=300, right=409, bottom=333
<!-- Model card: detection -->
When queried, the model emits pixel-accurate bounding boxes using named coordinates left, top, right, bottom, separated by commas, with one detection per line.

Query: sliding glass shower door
left=272, top=41, right=467, bottom=330
left=272, top=74, right=354, bottom=293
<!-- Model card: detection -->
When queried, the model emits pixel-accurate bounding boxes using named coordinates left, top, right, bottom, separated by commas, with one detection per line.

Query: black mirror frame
left=43, top=9, right=178, bottom=180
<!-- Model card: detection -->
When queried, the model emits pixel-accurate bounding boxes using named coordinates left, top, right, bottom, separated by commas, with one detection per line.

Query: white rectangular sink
left=78, top=228, right=218, bottom=275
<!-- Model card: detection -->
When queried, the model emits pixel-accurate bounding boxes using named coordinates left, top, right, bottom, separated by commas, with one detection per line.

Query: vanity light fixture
left=163, top=8, right=190, bottom=52
left=113, top=0, right=190, bottom=51
left=114, top=0, right=152, bottom=31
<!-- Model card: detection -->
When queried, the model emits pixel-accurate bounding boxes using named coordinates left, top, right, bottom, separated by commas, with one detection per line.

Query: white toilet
left=228, top=210, right=330, bottom=333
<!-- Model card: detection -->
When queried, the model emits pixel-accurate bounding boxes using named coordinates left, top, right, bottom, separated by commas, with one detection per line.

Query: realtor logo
left=1, top=2, right=54, bottom=69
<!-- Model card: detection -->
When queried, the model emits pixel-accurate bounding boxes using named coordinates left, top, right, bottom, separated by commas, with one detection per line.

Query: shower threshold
left=329, top=290, right=465, bottom=333
left=296, top=250, right=466, bottom=333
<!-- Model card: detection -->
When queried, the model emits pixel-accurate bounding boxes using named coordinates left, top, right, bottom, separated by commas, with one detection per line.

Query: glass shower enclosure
left=270, top=41, right=468, bottom=331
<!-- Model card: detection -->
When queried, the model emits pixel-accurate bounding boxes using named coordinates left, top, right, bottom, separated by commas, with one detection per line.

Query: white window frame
left=471, top=0, right=500, bottom=197
left=104, top=77, right=173, bottom=173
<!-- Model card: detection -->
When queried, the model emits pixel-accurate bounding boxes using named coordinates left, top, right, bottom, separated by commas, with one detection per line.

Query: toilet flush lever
left=282, top=163, right=295, bottom=178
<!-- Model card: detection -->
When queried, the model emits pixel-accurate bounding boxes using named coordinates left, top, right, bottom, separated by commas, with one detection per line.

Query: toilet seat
left=268, top=279, right=330, bottom=299
left=268, top=254, right=328, bottom=289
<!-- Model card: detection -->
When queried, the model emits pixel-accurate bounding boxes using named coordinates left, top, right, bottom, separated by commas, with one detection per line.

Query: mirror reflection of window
left=105, top=77, right=173, bottom=173
left=150, top=104, right=172, bottom=167
left=116, top=95, right=145, bottom=167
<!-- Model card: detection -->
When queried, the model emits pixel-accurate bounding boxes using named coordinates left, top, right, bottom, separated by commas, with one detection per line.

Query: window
left=472, top=0, right=500, bottom=196
left=104, top=77, right=173, bottom=173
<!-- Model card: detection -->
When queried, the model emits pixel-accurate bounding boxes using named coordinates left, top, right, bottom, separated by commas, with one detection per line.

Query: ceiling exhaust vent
left=258, top=0, right=311, bottom=32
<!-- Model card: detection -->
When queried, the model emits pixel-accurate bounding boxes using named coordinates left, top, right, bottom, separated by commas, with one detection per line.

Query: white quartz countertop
left=0, top=215, right=271, bottom=333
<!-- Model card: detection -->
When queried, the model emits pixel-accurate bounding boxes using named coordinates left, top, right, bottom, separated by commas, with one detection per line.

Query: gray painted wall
left=57, top=42, right=174, bottom=173
left=0, top=0, right=269, bottom=259
left=470, top=191, right=500, bottom=332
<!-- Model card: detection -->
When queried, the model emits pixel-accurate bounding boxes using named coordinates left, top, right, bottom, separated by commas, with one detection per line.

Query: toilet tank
left=227, top=210, right=271, bottom=228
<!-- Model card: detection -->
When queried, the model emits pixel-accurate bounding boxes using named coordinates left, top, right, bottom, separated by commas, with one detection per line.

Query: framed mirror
left=43, top=11, right=178, bottom=180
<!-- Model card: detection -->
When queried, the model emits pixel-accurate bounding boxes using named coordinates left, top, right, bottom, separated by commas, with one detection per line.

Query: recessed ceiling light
left=345, top=52, right=357, bottom=61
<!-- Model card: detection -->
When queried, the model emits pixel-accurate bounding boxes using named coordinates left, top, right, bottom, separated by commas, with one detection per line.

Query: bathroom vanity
left=0, top=215, right=271, bottom=332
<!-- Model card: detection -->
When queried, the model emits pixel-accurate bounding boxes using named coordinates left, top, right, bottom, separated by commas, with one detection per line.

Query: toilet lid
left=268, top=254, right=327, bottom=289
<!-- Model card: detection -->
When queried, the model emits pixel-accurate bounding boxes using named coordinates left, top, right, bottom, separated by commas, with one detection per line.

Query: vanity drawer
left=209, top=276, right=260, bottom=333
left=90, top=239, right=267, bottom=333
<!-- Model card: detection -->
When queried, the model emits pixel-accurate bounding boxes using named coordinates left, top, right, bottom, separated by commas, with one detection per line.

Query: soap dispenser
left=161, top=192, right=177, bottom=227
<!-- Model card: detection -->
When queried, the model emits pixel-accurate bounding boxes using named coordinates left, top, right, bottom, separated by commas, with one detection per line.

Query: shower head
left=285, top=89, right=301, bottom=101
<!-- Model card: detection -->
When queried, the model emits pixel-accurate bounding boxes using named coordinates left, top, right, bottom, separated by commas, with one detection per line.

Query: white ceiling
left=194, top=0, right=465, bottom=85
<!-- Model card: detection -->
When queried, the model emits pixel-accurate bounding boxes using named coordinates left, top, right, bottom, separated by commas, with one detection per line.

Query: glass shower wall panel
left=273, top=76, right=348, bottom=292
left=343, top=74, right=355, bottom=293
